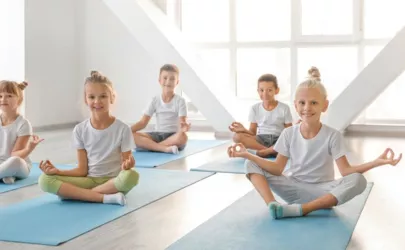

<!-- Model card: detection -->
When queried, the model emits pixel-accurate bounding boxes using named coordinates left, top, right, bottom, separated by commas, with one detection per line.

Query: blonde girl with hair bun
left=228, top=66, right=402, bottom=219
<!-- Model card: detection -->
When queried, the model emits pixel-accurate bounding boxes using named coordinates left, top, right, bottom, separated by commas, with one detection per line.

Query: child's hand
left=374, top=148, right=402, bottom=166
left=27, top=135, right=44, bottom=150
left=39, top=160, right=59, bottom=175
left=121, top=155, right=135, bottom=170
left=180, top=122, right=191, bottom=132
left=228, top=122, right=246, bottom=133
left=227, top=143, right=248, bottom=158
left=295, top=119, right=302, bottom=124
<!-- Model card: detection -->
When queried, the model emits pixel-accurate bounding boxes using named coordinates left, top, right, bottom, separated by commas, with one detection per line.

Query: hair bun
left=308, top=66, right=321, bottom=80
left=17, top=81, right=28, bottom=90
left=90, top=70, right=100, bottom=77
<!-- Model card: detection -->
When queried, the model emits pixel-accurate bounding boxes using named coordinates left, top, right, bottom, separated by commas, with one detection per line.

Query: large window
left=165, top=0, right=405, bottom=125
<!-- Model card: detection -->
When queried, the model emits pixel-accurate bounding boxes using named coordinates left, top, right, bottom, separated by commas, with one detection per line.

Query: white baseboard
left=346, top=124, right=405, bottom=136
left=33, top=122, right=79, bottom=132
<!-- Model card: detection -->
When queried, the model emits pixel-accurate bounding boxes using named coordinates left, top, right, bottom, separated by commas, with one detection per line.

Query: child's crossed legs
left=245, top=160, right=367, bottom=219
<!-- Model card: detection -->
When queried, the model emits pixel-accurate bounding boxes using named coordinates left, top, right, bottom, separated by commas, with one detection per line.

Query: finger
left=227, top=146, right=233, bottom=157
left=387, top=148, right=394, bottom=160
left=393, top=153, right=402, bottom=166
left=381, top=148, right=391, bottom=158
left=39, top=160, right=44, bottom=170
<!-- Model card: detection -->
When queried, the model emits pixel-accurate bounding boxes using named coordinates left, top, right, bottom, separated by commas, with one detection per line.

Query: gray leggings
left=245, top=160, right=367, bottom=205
left=0, top=156, right=30, bottom=180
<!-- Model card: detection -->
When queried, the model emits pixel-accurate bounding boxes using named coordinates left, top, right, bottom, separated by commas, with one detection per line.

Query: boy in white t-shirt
left=228, top=67, right=402, bottom=219
left=0, top=80, right=43, bottom=184
left=131, top=64, right=189, bottom=154
left=229, top=74, right=293, bottom=157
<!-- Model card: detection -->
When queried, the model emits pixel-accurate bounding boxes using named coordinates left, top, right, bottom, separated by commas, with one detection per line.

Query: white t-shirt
left=73, top=118, right=135, bottom=177
left=0, top=115, right=33, bottom=166
left=248, top=102, right=293, bottom=136
left=144, top=94, right=187, bottom=133
left=274, top=123, right=347, bottom=183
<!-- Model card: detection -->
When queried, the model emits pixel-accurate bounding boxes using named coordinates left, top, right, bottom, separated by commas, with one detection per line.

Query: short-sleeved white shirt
left=144, top=94, right=187, bottom=133
left=274, top=123, right=347, bottom=183
left=0, top=115, right=33, bottom=166
left=248, top=101, right=293, bottom=136
left=73, top=118, right=135, bottom=177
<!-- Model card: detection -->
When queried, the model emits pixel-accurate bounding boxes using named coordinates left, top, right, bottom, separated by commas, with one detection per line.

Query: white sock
left=170, top=145, right=179, bottom=154
left=103, top=193, right=127, bottom=206
left=268, top=201, right=302, bottom=219
left=2, top=177, right=16, bottom=184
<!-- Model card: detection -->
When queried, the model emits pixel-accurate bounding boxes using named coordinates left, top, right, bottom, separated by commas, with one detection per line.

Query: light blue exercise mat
left=191, top=157, right=277, bottom=174
left=133, top=139, right=229, bottom=168
left=168, top=183, right=374, bottom=250
left=0, top=168, right=214, bottom=245
left=0, top=163, right=73, bottom=194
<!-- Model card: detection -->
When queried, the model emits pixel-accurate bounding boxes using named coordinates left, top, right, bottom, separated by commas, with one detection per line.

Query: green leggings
left=38, top=169, right=139, bottom=194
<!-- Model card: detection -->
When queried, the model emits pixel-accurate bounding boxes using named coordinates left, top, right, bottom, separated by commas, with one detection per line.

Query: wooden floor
left=0, top=128, right=404, bottom=250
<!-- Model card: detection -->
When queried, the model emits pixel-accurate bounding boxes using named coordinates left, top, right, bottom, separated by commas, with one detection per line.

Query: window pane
left=301, top=0, right=353, bottom=35
left=181, top=0, right=229, bottom=42
left=236, top=0, right=290, bottom=41
left=195, top=49, right=231, bottom=96
left=364, top=0, right=405, bottom=39
left=362, top=46, right=405, bottom=121
left=236, top=48, right=290, bottom=102
left=297, top=47, right=358, bottom=102
left=183, top=49, right=231, bottom=117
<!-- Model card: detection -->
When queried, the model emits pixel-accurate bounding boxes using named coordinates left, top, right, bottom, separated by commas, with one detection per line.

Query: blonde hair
left=295, top=66, right=327, bottom=99
left=84, top=71, right=115, bottom=102
left=0, top=80, right=28, bottom=105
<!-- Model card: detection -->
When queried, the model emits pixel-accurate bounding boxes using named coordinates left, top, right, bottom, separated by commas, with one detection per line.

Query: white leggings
left=0, top=156, right=30, bottom=180
left=245, top=160, right=368, bottom=205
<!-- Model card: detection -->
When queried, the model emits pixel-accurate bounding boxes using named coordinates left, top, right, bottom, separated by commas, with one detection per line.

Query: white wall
left=0, top=0, right=24, bottom=81
left=79, top=0, right=161, bottom=124
left=24, top=0, right=81, bottom=127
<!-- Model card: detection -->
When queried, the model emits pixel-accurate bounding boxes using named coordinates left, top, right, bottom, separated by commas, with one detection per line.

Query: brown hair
left=0, top=80, right=28, bottom=105
left=84, top=71, right=115, bottom=101
left=257, top=74, right=278, bottom=89
left=159, top=64, right=179, bottom=75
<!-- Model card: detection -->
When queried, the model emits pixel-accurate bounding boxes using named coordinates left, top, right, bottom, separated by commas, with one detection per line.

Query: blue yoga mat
left=0, top=168, right=214, bottom=245
left=191, top=158, right=247, bottom=174
left=0, top=163, right=73, bottom=194
left=191, top=157, right=285, bottom=174
left=133, top=139, right=228, bottom=168
left=168, top=183, right=373, bottom=250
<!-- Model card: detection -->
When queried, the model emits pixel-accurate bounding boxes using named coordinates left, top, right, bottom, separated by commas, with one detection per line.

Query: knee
left=349, top=173, right=367, bottom=194
left=38, top=173, right=60, bottom=194
left=115, top=170, right=139, bottom=193
left=7, top=156, right=25, bottom=166
left=245, top=160, right=263, bottom=174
